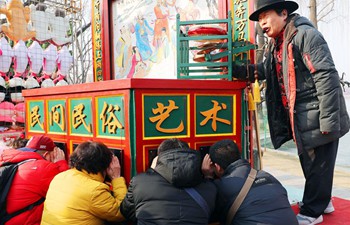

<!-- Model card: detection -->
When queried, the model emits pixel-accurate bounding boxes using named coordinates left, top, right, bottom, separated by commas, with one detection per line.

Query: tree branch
left=317, top=1, right=334, bottom=22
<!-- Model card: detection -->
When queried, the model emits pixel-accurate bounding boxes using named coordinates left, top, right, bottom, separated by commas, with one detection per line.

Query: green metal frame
left=176, top=12, right=233, bottom=80
left=176, top=11, right=255, bottom=81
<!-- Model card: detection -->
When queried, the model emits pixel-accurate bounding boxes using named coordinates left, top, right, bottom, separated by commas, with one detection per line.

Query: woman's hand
left=106, top=156, right=121, bottom=180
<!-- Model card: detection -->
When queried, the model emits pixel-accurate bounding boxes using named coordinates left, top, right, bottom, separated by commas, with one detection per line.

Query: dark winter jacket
left=213, top=159, right=297, bottom=225
left=236, top=14, right=350, bottom=152
left=120, top=148, right=217, bottom=225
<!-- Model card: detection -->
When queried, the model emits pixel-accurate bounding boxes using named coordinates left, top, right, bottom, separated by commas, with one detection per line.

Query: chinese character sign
left=143, top=95, right=189, bottom=139
left=27, top=100, right=45, bottom=132
left=92, top=0, right=104, bottom=81
left=231, top=0, right=254, bottom=62
left=195, top=95, right=236, bottom=136
left=69, top=98, right=93, bottom=136
left=96, top=96, right=125, bottom=138
left=48, top=99, right=66, bottom=134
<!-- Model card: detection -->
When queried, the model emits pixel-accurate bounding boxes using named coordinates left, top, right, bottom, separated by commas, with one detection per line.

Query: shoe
left=296, top=214, right=323, bottom=225
left=298, top=200, right=334, bottom=214
left=298, top=201, right=303, bottom=209
left=323, top=200, right=335, bottom=214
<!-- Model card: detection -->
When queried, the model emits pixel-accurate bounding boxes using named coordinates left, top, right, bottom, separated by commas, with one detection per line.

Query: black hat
left=249, top=0, right=299, bottom=21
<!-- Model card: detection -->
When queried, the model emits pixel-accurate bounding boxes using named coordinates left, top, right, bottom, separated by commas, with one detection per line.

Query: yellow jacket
left=41, top=168, right=127, bottom=225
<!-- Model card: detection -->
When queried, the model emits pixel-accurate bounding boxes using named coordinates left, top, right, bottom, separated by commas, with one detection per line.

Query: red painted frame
left=132, top=80, right=246, bottom=173
left=23, top=79, right=247, bottom=182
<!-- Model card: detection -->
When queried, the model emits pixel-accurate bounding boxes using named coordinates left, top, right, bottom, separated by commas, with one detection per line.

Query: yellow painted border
left=67, top=97, right=94, bottom=137
left=26, top=99, right=45, bottom=134
left=194, top=94, right=236, bottom=137
left=141, top=93, right=191, bottom=140
left=92, top=0, right=103, bottom=81
left=46, top=98, right=67, bottom=135
left=95, top=94, right=126, bottom=140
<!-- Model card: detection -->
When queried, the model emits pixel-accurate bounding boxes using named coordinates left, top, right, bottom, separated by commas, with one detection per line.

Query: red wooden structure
left=23, top=79, right=247, bottom=182
left=22, top=0, right=259, bottom=182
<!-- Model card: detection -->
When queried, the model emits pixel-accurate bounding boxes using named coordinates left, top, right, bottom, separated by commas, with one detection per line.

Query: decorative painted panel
left=111, top=0, right=220, bottom=79
left=47, top=99, right=67, bottom=134
left=27, top=100, right=45, bottom=133
left=230, top=0, right=255, bottom=62
left=142, top=94, right=189, bottom=139
left=195, top=94, right=236, bottom=136
left=96, top=95, right=125, bottom=139
left=68, top=98, right=93, bottom=136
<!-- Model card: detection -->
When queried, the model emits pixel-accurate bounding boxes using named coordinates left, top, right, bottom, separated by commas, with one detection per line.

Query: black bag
left=0, top=159, right=45, bottom=225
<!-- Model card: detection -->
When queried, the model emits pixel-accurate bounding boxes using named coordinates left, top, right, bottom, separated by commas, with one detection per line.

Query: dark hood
left=292, top=14, right=314, bottom=28
left=154, top=148, right=203, bottom=188
left=284, top=14, right=315, bottom=41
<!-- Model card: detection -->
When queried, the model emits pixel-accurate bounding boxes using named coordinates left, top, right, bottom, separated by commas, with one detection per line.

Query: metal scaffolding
left=28, top=0, right=84, bottom=84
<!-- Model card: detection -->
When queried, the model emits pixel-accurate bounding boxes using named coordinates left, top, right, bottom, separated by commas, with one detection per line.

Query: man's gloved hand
left=232, top=63, right=251, bottom=80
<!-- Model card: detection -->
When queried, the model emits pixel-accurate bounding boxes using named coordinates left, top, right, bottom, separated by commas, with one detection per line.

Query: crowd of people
left=1, top=0, right=349, bottom=225
left=1, top=135, right=299, bottom=225
left=2, top=134, right=340, bottom=225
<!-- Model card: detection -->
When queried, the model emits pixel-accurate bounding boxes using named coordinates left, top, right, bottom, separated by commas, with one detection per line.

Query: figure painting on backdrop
left=113, top=0, right=220, bottom=79
left=176, top=0, right=200, bottom=21
left=150, top=27, right=170, bottom=63
left=135, top=13, right=154, bottom=61
left=127, top=46, right=146, bottom=78
left=153, top=0, right=170, bottom=49
left=158, top=27, right=170, bottom=60
left=116, top=25, right=133, bottom=78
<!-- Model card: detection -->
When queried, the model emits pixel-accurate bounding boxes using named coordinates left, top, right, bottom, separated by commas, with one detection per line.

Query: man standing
left=0, top=135, right=68, bottom=225
left=233, top=0, right=349, bottom=224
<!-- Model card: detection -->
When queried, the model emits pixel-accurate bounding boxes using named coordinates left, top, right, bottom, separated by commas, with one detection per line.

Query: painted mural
left=112, top=0, right=219, bottom=79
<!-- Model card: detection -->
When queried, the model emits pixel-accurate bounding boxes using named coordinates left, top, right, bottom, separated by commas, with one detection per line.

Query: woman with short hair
left=41, top=141, right=127, bottom=225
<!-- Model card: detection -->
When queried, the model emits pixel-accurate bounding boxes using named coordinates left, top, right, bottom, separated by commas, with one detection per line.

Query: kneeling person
left=202, top=139, right=297, bottom=225
left=41, top=141, right=127, bottom=225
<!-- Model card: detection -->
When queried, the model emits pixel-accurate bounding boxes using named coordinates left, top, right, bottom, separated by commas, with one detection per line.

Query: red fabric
left=0, top=149, right=68, bottom=225
left=275, top=30, right=289, bottom=109
left=291, top=197, right=350, bottom=225
left=187, top=25, right=227, bottom=36
left=287, top=43, right=297, bottom=142
left=303, top=53, right=316, bottom=73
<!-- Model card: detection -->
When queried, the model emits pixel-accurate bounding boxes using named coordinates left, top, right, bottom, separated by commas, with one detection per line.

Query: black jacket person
left=120, top=138, right=217, bottom=225
left=233, top=0, right=350, bottom=224
left=203, top=139, right=297, bottom=225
